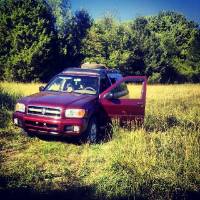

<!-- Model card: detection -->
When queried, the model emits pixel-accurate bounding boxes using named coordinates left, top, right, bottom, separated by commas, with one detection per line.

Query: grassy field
left=0, top=82, right=199, bottom=200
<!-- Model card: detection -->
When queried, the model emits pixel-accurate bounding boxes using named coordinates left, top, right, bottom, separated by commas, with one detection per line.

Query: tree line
left=0, top=0, right=200, bottom=83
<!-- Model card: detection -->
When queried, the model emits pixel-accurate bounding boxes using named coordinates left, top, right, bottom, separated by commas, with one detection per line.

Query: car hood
left=19, top=91, right=97, bottom=108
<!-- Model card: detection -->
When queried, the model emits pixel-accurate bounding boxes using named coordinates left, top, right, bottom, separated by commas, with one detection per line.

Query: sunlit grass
left=127, top=84, right=143, bottom=99
left=0, top=82, right=199, bottom=199
left=0, top=82, right=41, bottom=96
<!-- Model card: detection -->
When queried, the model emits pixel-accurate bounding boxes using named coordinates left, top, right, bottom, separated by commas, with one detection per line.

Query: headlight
left=15, top=103, right=25, bottom=113
left=65, top=109, right=86, bottom=118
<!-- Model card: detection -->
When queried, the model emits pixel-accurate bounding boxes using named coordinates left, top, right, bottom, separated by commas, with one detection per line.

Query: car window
left=107, top=73, right=123, bottom=84
left=45, top=75, right=99, bottom=95
left=110, top=79, right=144, bottom=99
left=100, top=76, right=111, bottom=93
left=45, top=77, right=65, bottom=91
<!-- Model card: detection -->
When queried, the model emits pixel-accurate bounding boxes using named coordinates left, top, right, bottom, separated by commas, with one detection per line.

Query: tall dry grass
left=0, top=82, right=199, bottom=199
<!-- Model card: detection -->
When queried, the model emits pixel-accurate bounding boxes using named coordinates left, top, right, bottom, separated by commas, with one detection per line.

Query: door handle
left=137, top=102, right=144, bottom=107
left=122, top=110, right=127, bottom=115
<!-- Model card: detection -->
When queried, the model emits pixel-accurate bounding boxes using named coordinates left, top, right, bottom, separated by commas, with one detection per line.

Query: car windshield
left=45, top=75, right=99, bottom=95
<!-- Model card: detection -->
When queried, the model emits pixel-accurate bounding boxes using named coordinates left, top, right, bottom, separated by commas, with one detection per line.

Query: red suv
left=13, top=67, right=147, bottom=143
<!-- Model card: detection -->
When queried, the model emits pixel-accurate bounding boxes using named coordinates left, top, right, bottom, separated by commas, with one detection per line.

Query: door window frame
left=99, top=76, right=147, bottom=102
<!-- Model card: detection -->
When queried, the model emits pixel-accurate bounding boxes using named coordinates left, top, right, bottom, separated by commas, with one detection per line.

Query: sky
left=72, top=0, right=200, bottom=23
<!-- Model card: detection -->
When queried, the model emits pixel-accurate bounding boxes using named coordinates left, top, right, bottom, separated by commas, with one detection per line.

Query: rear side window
left=110, top=78, right=145, bottom=100
left=107, top=73, right=123, bottom=84
left=100, top=76, right=111, bottom=93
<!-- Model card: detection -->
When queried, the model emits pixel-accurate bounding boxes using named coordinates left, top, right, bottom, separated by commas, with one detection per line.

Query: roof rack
left=81, top=63, right=107, bottom=69
left=61, top=67, right=106, bottom=76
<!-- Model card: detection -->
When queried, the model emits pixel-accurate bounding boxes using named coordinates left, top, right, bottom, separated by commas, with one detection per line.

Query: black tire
left=22, top=129, right=35, bottom=137
left=85, top=117, right=98, bottom=144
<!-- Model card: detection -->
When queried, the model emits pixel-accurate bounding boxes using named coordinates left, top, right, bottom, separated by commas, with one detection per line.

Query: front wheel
left=86, top=118, right=98, bottom=144
left=22, top=129, right=35, bottom=137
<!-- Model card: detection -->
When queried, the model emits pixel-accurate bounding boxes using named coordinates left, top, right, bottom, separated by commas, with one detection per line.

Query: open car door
left=99, top=76, right=147, bottom=125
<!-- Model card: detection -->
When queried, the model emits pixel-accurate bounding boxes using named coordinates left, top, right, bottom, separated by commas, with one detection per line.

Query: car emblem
left=42, top=108, right=46, bottom=115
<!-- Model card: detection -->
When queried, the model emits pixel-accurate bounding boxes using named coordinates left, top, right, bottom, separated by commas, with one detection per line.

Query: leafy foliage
left=0, top=0, right=199, bottom=83
left=0, top=0, right=57, bottom=82
left=83, top=12, right=200, bottom=82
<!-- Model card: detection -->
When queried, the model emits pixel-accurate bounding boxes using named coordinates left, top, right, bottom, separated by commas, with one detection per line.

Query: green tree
left=82, top=11, right=200, bottom=83
left=67, top=9, right=93, bottom=66
left=83, top=16, right=117, bottom=66
left=47, top=0, right=92, bottom=68
left=145, top=11, right=200, bottom=82
left=47, top=0, right=71, bottom=33
left=0, top=0, right=56, bottom=82
left=83, top=16, right=143, bottom=75
left=127, top=11, right=200, bottom=83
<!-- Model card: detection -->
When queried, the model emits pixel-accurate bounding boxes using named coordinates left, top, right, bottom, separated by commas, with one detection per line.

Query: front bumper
left=13, top=112, right=87, bottom=136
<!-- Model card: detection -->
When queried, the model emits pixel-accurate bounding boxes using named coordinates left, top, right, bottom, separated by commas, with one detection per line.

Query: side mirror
left=104, top=92, right=113, bottom=99
left=104, top=89, right=129, bottom=99
left=39, top=86, right=45, bottom=92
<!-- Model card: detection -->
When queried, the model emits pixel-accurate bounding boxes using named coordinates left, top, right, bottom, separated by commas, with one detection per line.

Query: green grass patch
left=0, top=83, right=199, bottom=199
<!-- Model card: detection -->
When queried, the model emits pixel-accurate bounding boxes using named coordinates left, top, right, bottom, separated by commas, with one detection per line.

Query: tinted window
left=100, top=77, right=111, bottom=93
left=45, top=75, right=99, bottom=95
left=110, top=79, right=144, bottom=99
left=107, top=73, right=122, bottom=84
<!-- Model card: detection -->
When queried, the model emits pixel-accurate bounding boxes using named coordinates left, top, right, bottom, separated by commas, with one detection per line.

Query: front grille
left=27, top=105, right=61, bottom=118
